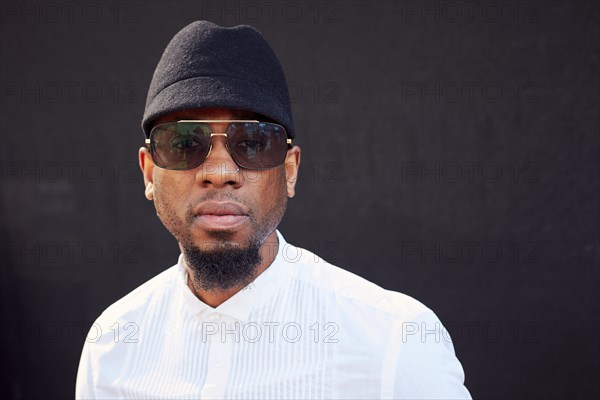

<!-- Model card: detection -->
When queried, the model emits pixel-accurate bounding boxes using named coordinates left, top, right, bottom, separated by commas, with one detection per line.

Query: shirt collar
left=176, top=230, right=292, bottom=322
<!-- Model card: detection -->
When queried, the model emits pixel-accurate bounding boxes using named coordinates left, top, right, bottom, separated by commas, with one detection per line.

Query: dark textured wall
left=0, top=1, right=598, bottom=399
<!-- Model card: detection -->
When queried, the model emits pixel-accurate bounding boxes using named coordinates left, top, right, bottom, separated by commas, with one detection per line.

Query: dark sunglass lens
left=228, top=122, right=288, bottom=169
left=150, top=123, right=211, bottom=170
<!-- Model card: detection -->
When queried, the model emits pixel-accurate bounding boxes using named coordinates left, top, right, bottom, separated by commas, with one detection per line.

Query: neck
left=185, top=231, right=279, bottom=308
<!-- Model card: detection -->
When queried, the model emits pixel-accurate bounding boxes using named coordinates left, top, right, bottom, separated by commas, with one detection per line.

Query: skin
left=139, top=107, right=301, bottom=307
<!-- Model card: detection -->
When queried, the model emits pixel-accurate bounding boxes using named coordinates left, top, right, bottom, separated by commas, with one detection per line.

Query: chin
left=191, top=229, right=250, bottom=252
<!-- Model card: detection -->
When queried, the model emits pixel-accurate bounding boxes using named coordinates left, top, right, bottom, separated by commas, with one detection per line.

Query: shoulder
left=284, top=240, right=432, bottom=321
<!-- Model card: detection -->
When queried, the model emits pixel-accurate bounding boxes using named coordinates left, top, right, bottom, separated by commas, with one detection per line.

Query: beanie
left=142, top=21, right=294, bottom=138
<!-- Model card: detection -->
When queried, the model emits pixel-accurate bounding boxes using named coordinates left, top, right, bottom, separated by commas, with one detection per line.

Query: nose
left=195, top=134, right=242, bottom=188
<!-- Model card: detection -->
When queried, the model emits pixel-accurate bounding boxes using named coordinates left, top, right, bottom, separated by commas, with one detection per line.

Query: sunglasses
left=145, top=120, right=292, bottom=170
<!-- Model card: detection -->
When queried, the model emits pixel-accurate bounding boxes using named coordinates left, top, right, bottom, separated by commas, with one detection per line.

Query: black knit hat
left=142, top=21, right=294, bottom=138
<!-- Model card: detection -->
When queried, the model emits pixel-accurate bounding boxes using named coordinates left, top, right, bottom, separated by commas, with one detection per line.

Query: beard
left=152, top=170, right=289, bottom=293
left=182, top=236, right=263, bottom=292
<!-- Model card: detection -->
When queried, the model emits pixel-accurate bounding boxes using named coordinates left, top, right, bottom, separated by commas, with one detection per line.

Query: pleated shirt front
left=76, top=231, right=471, bottom=399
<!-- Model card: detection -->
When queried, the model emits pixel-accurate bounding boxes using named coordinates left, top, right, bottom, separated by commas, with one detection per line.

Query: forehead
left=153, top=108, right=263, bottom=126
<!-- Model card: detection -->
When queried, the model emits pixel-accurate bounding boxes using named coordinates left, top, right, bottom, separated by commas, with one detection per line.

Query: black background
left=0, top=1, right=598, bottom=399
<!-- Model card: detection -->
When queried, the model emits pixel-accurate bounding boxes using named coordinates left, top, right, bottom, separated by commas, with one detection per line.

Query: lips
left=192, top=201, right=249, bottom=230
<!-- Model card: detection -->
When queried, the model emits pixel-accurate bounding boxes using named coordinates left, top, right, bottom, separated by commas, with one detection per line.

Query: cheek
left=253, top=168, right=288, bottom=210
left=152, top=173, right=187, bottom=219
left=247, top=167, right=282, bottom=191
left=152, top=174, right=170, bottom=203
left=151, top=173, right=197, bottom=242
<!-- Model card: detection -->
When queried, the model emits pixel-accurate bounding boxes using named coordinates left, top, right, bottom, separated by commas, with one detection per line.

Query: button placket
left=200, top=314, right=234, bottom=399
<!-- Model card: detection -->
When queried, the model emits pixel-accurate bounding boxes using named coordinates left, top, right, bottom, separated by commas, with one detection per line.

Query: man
left=76, top=21, right=471, bottom=399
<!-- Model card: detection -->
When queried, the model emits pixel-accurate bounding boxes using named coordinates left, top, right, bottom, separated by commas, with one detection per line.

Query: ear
left=139, top=147, right=155, bottom=201
left=284, top=146, right=301, bottom=198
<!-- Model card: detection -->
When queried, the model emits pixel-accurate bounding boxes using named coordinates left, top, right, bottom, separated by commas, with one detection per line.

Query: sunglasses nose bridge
left=205, top=133, right=238, bottom=168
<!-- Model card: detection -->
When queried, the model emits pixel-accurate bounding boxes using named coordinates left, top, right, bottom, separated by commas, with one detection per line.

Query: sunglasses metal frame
left=145, top=119, right=293, bottom=170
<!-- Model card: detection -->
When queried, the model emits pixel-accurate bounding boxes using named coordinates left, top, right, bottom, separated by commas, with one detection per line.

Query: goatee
left=183, top=241, right=262, bottom=292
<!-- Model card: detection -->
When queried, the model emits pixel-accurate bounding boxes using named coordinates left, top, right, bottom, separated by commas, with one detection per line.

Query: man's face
left=139, top=108, right=301, bottom=255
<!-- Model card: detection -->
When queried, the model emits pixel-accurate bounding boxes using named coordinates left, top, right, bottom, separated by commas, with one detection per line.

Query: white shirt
left=76, top=231, right=471, bottom=399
